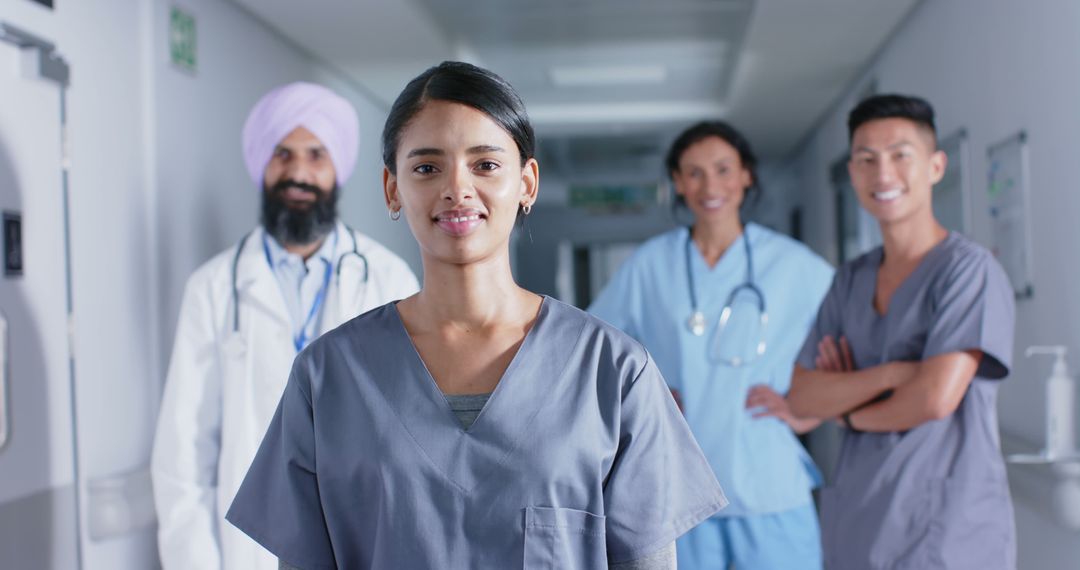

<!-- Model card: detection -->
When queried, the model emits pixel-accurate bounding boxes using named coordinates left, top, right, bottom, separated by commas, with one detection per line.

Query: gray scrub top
left=797, top=233, right=1016, bottom=570
left=227, top=297, right=727, bottom=569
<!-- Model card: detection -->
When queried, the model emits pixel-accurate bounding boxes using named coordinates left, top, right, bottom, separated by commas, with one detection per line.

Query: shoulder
left=545, top=297, right=652, bottom=381
left=622, top=227, right=685, bottom=269
left=630, top=227, right=682, bottom=259
left=298, top=302, right=398, bottom=367
left=842, top=246, right=876, bottom=278
left=825, top=246, right=879, bottom=296
left=749, top=224, right=833, bottom=276
left=183, top=235, right=251, bottom=292
left=933, top=233, right=1010, bottom=287
left=313, top=301, right=395, bottom=349
left=938, top=233, right=997, bottom=268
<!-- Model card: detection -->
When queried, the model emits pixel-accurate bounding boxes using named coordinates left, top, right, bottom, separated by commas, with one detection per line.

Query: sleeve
left=922, top=250, right=1015, bottom=379
left=602, top=354, right=727, bottom=563
left=151, top=272, right=225, bottom=570
left=795, top=268, right=846, bottom=370
left=588, top=253, right=643, bottom=338
left=225, top=357, right=337, bottom=570
left=609, top=542, right=676, bottom=570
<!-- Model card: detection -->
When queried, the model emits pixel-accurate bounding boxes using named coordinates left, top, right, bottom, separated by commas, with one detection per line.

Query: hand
left=815, top=335, right=854, bottom=372
left=746, top=384, right=820, bottom=434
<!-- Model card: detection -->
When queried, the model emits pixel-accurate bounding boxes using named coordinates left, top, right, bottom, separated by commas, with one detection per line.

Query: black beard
left=261, top=179, right=338, bottom=246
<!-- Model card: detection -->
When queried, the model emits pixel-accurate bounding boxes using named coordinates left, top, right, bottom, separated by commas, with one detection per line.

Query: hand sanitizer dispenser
left=1026, top=346, right=1077, bottom=459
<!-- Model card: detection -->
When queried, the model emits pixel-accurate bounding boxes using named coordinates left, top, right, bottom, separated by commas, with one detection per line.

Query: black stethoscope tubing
left=230, top=226, right=369, bottom=332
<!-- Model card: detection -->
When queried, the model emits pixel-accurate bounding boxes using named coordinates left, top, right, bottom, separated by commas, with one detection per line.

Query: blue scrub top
left=227, top=297, right=727, bottom=569
left=589, top=223, right=834, bottom=517
left=797, top=233, right=1016, bottom=570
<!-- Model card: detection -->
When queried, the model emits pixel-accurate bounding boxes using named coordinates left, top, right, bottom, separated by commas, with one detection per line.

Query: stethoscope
left=684, top=225, right=768, bottom=367
left=229, top=226, right=369, bottom=347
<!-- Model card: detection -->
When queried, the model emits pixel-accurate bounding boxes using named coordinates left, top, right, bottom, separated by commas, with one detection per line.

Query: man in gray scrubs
left=788, top=94, right=1016, bottom=570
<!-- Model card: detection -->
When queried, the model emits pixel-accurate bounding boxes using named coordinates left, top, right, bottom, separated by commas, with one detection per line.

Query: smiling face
left=261, top=126, right=339, bottom=245
left=383, top=100, right=538, bottom=266
left=848, top=117, right=946, bottom=227
left=671, top=136, right=752, bottom=230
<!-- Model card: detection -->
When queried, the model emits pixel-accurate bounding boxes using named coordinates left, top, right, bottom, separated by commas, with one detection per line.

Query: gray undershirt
left=277, top=393, right=676, bottom=569
left=444, top=392, right=491, bottom=430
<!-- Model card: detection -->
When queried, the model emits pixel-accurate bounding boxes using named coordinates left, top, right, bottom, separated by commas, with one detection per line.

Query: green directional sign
left=170, top=6, right=197, bottom=74
left=569, top=183, right=660, bottom=212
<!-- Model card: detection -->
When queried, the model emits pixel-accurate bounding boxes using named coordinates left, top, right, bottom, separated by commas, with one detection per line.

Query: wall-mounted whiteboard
left=934, top=129, right=971, bottom=234
left=987, top=131, right=1034, bottom=299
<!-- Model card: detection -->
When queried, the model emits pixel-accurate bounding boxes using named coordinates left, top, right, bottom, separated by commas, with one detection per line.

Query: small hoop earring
left=522, top=203, right=532, bottom=216
left=389, top=209, right=401, bottom=221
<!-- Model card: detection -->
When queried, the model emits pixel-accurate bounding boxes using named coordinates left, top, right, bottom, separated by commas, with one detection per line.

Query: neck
left=878, top=212, right=948, bottom=266
left=691, top=218, right=744, bottom=267
left=283, top=238, right=325, bottom=261
left=412, top=250, right=534, bottom=331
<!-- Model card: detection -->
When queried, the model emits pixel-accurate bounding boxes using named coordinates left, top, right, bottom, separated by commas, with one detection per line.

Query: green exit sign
left=170, top=6, right=197, bottom=73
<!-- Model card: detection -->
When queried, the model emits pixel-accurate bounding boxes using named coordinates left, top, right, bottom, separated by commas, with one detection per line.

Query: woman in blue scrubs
left=589, top=121, right=834, bottom=570
left=225, top=62, right=726, bottom=570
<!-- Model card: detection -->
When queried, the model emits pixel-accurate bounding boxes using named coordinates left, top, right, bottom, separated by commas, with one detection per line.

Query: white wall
left=786, top=0, right=1080, bottom=565
left=0, top=0, right=416, bottom=567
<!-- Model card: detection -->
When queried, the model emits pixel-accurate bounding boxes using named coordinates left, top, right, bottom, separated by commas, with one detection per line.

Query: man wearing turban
left=151, top=82, right=419, bottom=570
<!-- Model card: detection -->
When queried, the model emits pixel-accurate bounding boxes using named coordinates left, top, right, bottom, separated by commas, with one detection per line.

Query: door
left=0, top=25, right=80, bottom=569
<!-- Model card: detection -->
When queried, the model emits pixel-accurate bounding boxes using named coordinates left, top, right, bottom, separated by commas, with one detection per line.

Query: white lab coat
left=151, top=221, right=419, bottom=570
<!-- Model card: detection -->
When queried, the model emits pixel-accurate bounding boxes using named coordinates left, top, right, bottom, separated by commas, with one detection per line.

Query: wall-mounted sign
left=569, top=183, right=659, bottom=212
left=169, top=6, right=197, bottom=74
left=987, top=131, right=1033, bottom=299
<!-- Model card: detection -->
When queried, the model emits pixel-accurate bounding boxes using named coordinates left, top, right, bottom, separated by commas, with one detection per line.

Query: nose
left=442, top=163, right=475, bottom=203
left=705, top=172, right=726, bottom=194
left=876, top=157, right=898, bottom=185
left=284, top=156, right=314, bottom=184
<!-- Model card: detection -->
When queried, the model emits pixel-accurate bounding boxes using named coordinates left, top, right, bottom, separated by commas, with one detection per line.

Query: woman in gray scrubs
left=226, top=61, right=727, bottom=570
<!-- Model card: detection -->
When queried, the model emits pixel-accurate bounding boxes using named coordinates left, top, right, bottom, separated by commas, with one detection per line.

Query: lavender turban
left=242, top=82, right=360, bottom=187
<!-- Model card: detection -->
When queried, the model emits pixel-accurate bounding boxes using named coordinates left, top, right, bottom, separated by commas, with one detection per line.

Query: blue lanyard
left=263, top=232, right=337, bottom=352
left=292, top=260, right=333, bottom=352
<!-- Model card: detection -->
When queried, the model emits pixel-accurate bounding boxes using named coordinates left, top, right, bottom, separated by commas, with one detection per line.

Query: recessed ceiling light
left=549, top=64, right=668, bottom=87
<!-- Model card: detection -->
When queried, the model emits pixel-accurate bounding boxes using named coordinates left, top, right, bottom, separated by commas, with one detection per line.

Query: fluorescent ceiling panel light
left=529, top=101, right=727, bottom=125
left=549, top=64, right=668, bottom=87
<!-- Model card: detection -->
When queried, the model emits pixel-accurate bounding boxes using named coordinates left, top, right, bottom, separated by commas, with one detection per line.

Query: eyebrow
left=405, top=145, right=506, bottom=158
left=853, top=141, right=917, bottom=154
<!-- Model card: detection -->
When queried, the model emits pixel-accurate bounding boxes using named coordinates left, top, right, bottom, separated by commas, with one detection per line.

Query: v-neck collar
left=686, top=224, right=751, bottom=275
left=390, top=296, right=550, bottom=434
left=367, top=297, right=585, bottom=495
left=867, top=232, right=955, bottom=318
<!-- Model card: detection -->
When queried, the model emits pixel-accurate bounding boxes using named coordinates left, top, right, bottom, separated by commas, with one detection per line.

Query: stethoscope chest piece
left=687, top=311, right=707, bottom=336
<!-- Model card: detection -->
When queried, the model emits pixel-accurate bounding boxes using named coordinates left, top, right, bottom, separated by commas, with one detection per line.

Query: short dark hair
left=664, top=120, right=761, bottom=208
left=382, top=61, right=536, bottom=174
left=847, top=94, right=937, bottom=147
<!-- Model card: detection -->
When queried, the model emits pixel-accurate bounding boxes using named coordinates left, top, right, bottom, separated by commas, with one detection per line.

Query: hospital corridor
left=2, top=0, right=1080, bottom=568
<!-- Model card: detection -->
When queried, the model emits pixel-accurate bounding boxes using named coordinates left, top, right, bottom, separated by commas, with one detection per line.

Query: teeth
left=873, top=189, right=903, bottom=201
left=446, top=215, right=480, bottom=223
left=702, top=199, right=725, bottom=208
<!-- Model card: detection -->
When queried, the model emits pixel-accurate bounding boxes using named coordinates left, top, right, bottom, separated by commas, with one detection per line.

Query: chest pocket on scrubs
left=523, top=506, right=606, bottom=569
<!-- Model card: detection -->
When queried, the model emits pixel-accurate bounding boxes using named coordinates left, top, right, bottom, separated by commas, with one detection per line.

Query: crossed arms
left=787, top=335, right=982, bottom=432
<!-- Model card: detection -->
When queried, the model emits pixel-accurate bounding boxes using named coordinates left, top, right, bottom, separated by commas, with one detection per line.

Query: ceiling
left=231, top=0, right=921, bottom=179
